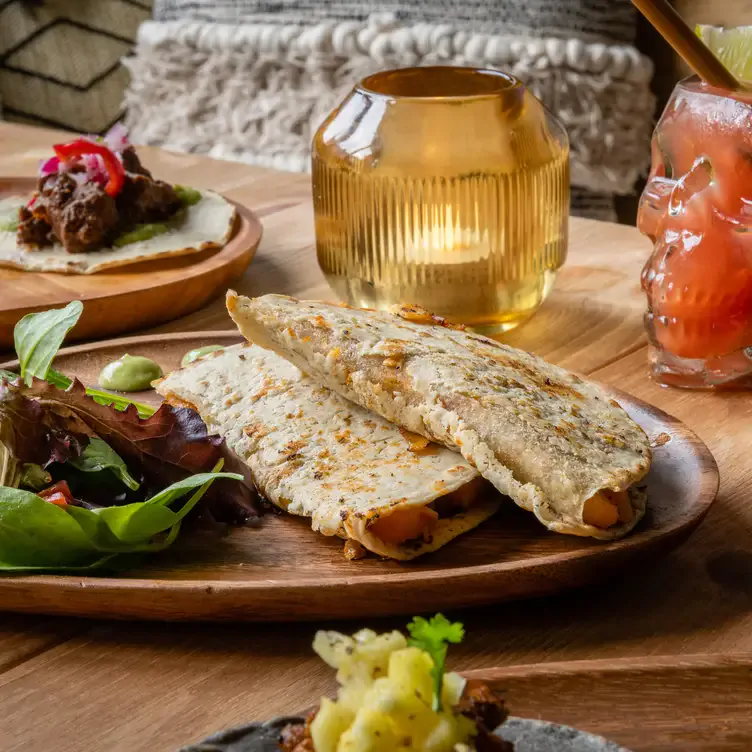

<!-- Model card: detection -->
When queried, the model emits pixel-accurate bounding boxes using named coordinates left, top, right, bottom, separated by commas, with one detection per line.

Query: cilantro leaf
left=407, top=613, right=465, bottom=711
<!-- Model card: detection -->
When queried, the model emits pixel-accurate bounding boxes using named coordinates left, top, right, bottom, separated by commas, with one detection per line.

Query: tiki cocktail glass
left=638, top=77, right=752, bottom=388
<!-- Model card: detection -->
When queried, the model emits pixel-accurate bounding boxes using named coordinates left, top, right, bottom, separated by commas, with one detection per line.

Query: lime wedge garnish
left=696, top=25, right=752, bottom=83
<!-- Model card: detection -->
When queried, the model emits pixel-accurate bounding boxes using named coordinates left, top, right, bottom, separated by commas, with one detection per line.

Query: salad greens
left=19, top=464, right=51, bottom=491
left=0, top=463, right=241, bottom=571
left=8, top=300, right=156, bottom=418
left=407, top=613, right=465, bottom=712
left=14, top=300, right=83, bottom=387
left=68, top=438, right=140, bottom=491
left=0, top=302, right=261, bottom=574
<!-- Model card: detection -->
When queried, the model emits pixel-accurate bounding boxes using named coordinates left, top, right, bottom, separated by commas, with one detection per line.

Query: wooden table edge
left=462, top=652, right=752, bottom=680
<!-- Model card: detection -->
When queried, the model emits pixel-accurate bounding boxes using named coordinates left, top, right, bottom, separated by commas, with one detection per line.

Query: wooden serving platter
left=0, top=177, right=262, bottom=349
left=0, top=331, right=719, bottom=622
left=463, top=654, right=752, bottom=751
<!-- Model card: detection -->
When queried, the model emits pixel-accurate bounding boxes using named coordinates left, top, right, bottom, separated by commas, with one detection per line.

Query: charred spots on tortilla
left=651, top=432, right=672, bottom=448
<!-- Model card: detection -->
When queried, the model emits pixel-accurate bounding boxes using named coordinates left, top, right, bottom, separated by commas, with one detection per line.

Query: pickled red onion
left=38, top=156, right=61, bottom=177
left=81, top=154, right=108, bottom=186
left=104, top=123, right=130, bottom=153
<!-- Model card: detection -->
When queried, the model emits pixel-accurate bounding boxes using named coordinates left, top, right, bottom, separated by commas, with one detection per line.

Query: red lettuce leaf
left=0, top=381, right=88, bottom=466
left=0, top=378, right=260, bottom=523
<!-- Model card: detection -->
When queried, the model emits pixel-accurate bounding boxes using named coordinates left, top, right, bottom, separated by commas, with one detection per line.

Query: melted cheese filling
left=582, top=489, right=633, bottom=529
left=368, top=477, right=486, bottom=545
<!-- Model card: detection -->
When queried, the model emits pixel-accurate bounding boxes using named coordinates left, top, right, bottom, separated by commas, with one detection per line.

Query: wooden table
left=0, top=123, right=750, bottom=751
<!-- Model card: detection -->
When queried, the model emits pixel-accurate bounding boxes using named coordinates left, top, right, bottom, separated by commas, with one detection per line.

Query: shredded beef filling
left=279, top=711, right=316, bottom=752
left=17, top=146, right=182, bottom=254
left=456, top=679, right=514, bottom=751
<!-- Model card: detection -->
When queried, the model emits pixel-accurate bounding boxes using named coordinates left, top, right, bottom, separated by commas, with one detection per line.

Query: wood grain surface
left=466, top=654, right=752, bottom=751
left=0, top=123, right=749, bottom=752
left=0, top=331, right=719, bottom=621
left=0, top=177, right=262, bottom=348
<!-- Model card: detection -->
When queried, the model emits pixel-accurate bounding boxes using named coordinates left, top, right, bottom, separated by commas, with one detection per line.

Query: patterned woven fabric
left=154, top=0, right=638, bottom=43
left=124, top=12, right=655, bottom=222
left=0, top=0, right=152, bottom=133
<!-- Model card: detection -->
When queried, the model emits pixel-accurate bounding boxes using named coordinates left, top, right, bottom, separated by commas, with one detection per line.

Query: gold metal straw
left=631, top=0, right=742, bottom=90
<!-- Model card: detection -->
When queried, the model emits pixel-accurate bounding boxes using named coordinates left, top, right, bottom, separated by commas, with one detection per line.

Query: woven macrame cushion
left=124, top=1, right=656, bottom=221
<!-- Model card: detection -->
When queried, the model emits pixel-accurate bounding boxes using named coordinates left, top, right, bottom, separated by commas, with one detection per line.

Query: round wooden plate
left=0, top=332, right=719, bottom=622
left=0, top=178, right=262, bottom=349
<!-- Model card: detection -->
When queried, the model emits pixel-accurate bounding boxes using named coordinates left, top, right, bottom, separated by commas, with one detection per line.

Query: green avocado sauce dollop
left=99, top=354, right=163, bottom=392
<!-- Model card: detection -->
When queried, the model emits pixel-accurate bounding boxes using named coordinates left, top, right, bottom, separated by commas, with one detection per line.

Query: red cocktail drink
left=638, top=77, right=752, bottom=388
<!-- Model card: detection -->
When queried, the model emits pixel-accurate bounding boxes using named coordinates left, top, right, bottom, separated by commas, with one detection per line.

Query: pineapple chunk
left=311, top=697, right=354, bottom=752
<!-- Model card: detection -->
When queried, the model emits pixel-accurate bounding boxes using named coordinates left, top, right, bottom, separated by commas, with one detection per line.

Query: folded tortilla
left=227, top=293, right=652, bottom=540
left=0, top=190, right=235, bottom=274
left=155, top=344, right=498, bottom=560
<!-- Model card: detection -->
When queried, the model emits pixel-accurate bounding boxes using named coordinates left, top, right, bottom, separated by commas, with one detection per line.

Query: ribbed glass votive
left=312, top=67, right=570, bottom=333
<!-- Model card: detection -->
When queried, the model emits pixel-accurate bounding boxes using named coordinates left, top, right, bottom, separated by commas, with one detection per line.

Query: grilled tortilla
left=227, top=293, right=652, bottom=540
left=0, top=190, right=235, bottom=274
left=155, top=344, right=498, bottom=560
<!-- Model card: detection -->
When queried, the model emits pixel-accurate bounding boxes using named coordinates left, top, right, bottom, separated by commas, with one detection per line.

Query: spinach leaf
left=0, top=487, right=101, bottom=568
left=68, top=437, right=140, bottom=491
left=9, top=303, right=155, bottom=417
left=15, top=300, right=83, bottom=386
left=97, top=469, right=223, bottom=544
left=0, top=467, right=243, bottom=571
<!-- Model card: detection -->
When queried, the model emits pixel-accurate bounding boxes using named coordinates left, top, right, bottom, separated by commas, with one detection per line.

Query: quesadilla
left=155, top=344, right=498, bottom=560
left=226, top=293, right=652, bottom=540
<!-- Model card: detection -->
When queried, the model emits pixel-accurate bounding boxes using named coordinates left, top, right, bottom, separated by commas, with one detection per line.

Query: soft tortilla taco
left=0, top=125, right=236, bottom=274
left=226, top=293, right=652, bottom=540
left=155, top=343, right=498, bottom=560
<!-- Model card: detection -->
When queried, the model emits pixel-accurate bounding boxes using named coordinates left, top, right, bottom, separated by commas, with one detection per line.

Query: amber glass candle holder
left=312, top=66, right=570, bottom=333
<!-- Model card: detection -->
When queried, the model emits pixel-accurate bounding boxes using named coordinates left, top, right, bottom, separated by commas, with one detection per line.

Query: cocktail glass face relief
left=638, top=77, right=752, bottom=388
left=312, top=67, right=570, bottom=334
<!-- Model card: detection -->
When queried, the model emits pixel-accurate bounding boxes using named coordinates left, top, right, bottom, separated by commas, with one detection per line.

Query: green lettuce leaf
left=0, top=466, right=242, bottom=572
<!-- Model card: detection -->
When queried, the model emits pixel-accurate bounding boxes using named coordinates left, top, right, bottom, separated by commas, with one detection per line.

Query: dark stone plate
left=178, top=716, right=632, bottom=752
